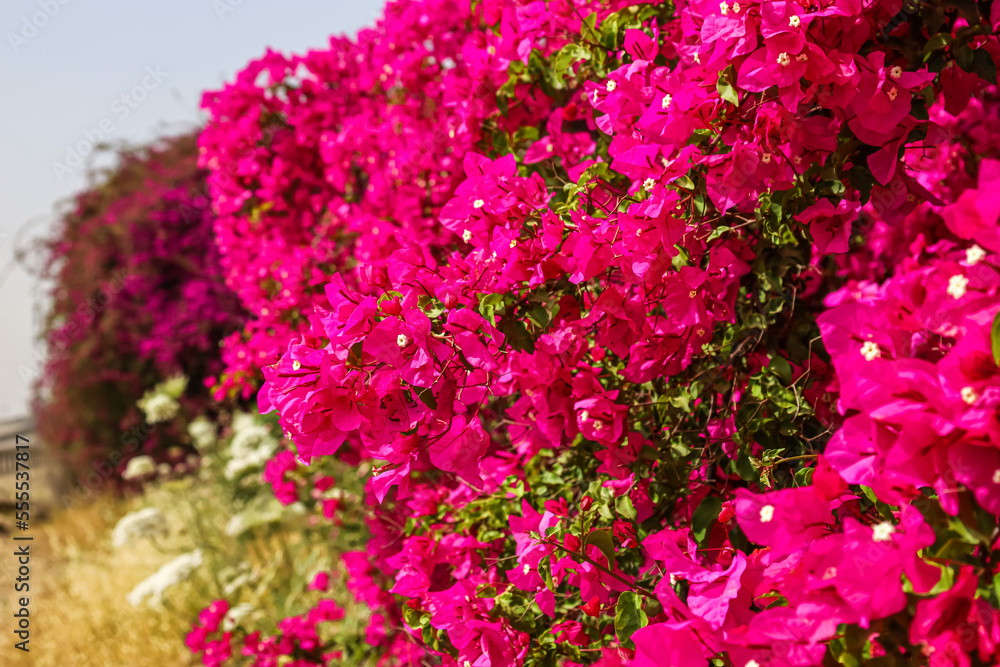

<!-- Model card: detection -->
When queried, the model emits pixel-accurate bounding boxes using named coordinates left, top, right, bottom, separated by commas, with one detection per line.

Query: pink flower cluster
left=189, top=0, right=1000, bottom=665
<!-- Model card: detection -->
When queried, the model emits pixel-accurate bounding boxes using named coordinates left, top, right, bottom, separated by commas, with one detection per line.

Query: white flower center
left=606, top=80, right=617, bottom=92
left=759, top=505, right=775, bottom=523
left=822, top=567, right=837, bottom=579
left=746, top=661, right=761, bottom=667
left=789, top=15, right=800, bottom=27
left=761, top=152, right=772, bottom=164
left=661, top=93, right=672, bottom=109
left=523, top=563, right=531, bottom=575
left=509, top=238, right=517, bottom=248
left=777, top=52, right=791, bottom=67
left=861, top=341, right=881, bottom=361
left=579, top=410, right=589, bottom=423
left=966, top=244, right=987, bottom=266
left=993, top=469, right=1000, bottom=485
left=796, top=53, right=809, bottom=62
left=720, top=1, right=730, bottom=14
left=643, top=177, right=656, bottom=191
left=593, top=420, right=604, bottom=432
left=961, top=386, right=979, bottom=405
left=292, top=360, right=302, bottom=370
left=473, top=199, right=485, bottom=209
left=732, top=2, right=741, bottom=12
left=462, top=229, right=473, bottom=243
left=692, top=52, right=700, bottom=64
left=887, top=87, right=899, bottom=101
left=947, top=274, right=969, bottom=299
left=397, top=334, right=411, bottom=348
left=872, top=522, right=895, bottom=542
left=889, top=66, right=903, bottom=79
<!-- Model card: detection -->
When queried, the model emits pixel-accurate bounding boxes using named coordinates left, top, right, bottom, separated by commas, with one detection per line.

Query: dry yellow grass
left=0, top=495, right=199, bottom=666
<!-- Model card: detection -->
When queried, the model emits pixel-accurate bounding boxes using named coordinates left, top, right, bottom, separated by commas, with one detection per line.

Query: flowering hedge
left=185, top=0, right=1000, bottom=665
left=37, top=133, right=246, bottom=477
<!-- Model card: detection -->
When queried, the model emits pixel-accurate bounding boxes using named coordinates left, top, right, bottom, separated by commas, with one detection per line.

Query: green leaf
left=991, top=310, right=1000, bottom=365
left=615, top=495, right=636, bottom=521
left=716, top=69, right=739, bottom=106
left=614, top=591, right=648, bottom=648
left=692, top=496, right=722, bottom=545
left=585, top=529, right=616, bottom=567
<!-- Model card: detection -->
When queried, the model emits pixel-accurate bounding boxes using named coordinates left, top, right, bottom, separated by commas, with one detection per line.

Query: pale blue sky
left=0, top=0, right=385, bottom=419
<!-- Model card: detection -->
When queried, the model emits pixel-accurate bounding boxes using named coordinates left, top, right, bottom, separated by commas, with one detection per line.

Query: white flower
left=579, top=410, right=589, bottom=423
left=860, top=340, right=881, bottom=361
left=126, top=550, right=203, bottom=607
left=661, top=93, right=672, bottom=109
left=872, top=522, right=895, bottom=542
left=822, top=567, right=837, bottom=579
left=746, top=661, right=761, bottom=667
left=223, top=603, right=255, bottom=632
left=397, top=334, right=411, bottom=348
left=111, top=508, right=167, bottom=548
left=966, top=244, right=987, bottom=266
left=796, top=53, right=809, bottom=62
left=292, top=360, right=301, bottom=370
left=225, top=416, right=279, bottom=479
left=692, top=52, right=701, bottom=64
left=889, top=65, right=903, bottom=79
left=887, top=87, right=899, bottom=101
left=732, top=1, right=741, bottom=11
left=789, top=15, right=800, bottom=27
left=761, top=153, right=772, bottom=164
left=993, top=469, right=1000, bottom=485
left=605, top=80, right=617, bottom=92
left=462, top=229, right=473, bottom=243
left=138, top=392, right=179, bottom=424
left=473, top=199, right=485, bottom=209
left=720, top=1, right=729, bottom=15
left=759, top=505, right=775, bottom=523
left=643, top=177, right=656, bottom=191
left=961, top=386, right=979, bottom=405
left=592, top=420, right=604, bottom=432
left=947, top=274, right=969, bottom=299
left=122, top=455, right=156, bottom=480
left=777, top=52, right=791, bottom=67
left=187, top=417, right=217, bottom=451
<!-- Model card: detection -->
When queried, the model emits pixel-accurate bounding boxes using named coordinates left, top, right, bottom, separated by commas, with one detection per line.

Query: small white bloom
left=966, top=244, right=987, bottom=266
left=606, top=80, right=617, bottom=92
left=661, top=93, right=672, bottom=109
left=759, top=505, right=775, bottom=523
left=886, top=87, right=899, bottom=101
left=746, top=661, right=761, bottom=667
left=223, top=603, right=255, bottom=632
left=643, top=177, right=656, bottom=191
left=592, top=420, right=604, bottom=432
left=292, top=360, right=301, bottom=370
left=546, top=143, right=554, bottom=153
left=947, top=274, right=969, bottom=299
left=732, top=2, right=741, bottom=12
left=112, top=508, right=167, bottom=548
left=860, top=340, right=882, bottom=361
left=579, top=410, right=589, bottom=423
left=796, top=53, right=809, bottom=62
left=993, top=469, right=1000, bottom=485
left=889, top=66, right=903, bottom=79
left=397, top=334, right=411, bottom=348
left=720, top=1, right=730, bottom=15
left=777, top=52, right=791, bottom=67
left=872, top=521, right=895, bottom=542
left=822, top=567, right=837, bottom=580
left=789, top=15, right=800, bottom=27
left=509, top=238, right=517, bottom=248
left=187, top=417, right=217, bottom=451
left=523, top=563, right=531, bottom=575
left=692, top=52, right=701, bottom=64
left=122, top=456, right=156, bottom=481
left=761, top=152, right=772, bottom=164
left=138, top=392, right=180, bottom=424
left=126, top=550, right=203, bottom=607
left=473, top=199, right=485, bottom=209
left=462, top=229, right=473, bottom=243
left=961, top=386, right=979, bottom=405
